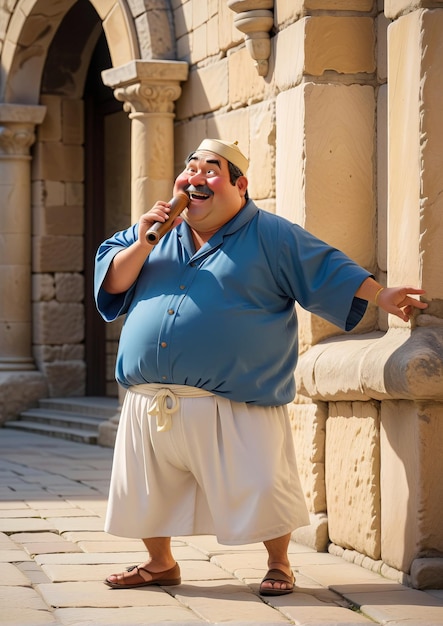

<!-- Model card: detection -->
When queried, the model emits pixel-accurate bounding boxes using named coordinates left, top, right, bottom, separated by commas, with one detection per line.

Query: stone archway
left=0, top=0, right=141, bottom=104
left=0, top=0, right=141, bottom=418
left=31, top=0, right=133, bottom=398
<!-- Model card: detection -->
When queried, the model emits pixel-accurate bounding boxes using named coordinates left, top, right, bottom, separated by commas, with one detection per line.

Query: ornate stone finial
left=228, top=0, right=274, bottom=77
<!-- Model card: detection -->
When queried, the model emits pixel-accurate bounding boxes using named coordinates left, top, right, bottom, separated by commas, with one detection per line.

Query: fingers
left=146, top=202, right=171, bottom=224
left=378, top=286, right=428, bottom=322
left=401, top=287, right=426, bottom=295
left=399, top=294, right=428, bottom=312
left=391, top=305, right=414, bottom=323
left=138, top=202, right=172, bottom=243
left=398, top=305, right=412, bottom=322
left=406, top=297, right=428, bottom=310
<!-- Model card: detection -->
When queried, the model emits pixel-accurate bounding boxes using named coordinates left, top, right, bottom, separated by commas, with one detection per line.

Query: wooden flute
left=145, top=191, right=190, bottom=245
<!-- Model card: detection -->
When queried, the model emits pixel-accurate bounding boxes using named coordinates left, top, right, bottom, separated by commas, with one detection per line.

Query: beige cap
left=196, top=138, right=249, bottom=174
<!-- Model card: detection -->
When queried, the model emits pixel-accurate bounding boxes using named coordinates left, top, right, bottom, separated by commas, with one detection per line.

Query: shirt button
left=160, top=341, right=167, bottom=348
left=179, top=285, right=185, bottom=290
left=168, top=309, right=174, bottom=315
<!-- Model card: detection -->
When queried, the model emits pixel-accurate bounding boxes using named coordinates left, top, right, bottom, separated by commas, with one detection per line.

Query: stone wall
left=31, top=95, right=86, bottom=397
left=171, top=0, right=383, bottom=552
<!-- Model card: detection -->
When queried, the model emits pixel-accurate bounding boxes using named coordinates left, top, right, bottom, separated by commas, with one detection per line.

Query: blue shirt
left=95, top=200, right=371, bottom=405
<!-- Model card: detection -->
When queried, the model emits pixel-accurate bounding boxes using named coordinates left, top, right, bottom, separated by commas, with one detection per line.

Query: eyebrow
left=187, top=154, right=222, bottom=169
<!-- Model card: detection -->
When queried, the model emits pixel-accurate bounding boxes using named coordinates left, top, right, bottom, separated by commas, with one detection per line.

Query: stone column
left=98, top=60, right=188, bottom=447
left=0, top=103, right=48, bottom=423
left=102, top=60, right=189, bottom=223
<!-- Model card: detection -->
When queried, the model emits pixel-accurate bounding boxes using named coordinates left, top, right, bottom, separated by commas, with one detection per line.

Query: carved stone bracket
left=228, top=0, right=274, bottom=77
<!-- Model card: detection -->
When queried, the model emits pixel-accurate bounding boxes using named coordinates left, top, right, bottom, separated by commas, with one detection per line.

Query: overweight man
left=95, top=138, right=427, bottom=595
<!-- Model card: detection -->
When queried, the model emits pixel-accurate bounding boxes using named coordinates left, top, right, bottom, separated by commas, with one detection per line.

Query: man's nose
left=188, top=170, right=206, bottom=184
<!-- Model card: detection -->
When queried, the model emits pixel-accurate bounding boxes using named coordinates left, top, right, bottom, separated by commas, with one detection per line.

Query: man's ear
left=236, top=175, right=248, bottom=196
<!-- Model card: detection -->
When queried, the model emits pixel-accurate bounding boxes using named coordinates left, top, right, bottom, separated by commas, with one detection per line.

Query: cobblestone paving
left=1, top=429, right=443, bottom=626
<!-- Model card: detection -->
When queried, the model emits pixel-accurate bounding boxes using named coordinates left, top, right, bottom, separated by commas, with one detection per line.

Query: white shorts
left=105, top=384, right=309, bottom=545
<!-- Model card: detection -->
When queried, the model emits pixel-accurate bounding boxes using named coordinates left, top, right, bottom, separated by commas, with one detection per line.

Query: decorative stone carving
left=228, top=0, right=274, bottom=76
left=103, top=60, right=187, bottom=117
left=102, top=60, right=188, bottom=221
left=0, top=103, right=45, bottom=156
left=0, top=124, right=36, bottom=156
left=114, top=82, right=183, bottom=115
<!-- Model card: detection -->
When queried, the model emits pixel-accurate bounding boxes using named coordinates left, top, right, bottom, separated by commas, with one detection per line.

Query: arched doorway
left=40, top=0, right=130, bottom=397
left=0, top=0, right=184, bottom=419
left=84, top=32, right=130, bottom=396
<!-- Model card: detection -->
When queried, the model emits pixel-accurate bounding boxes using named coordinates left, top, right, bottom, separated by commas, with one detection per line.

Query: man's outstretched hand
left=355, top=278, right=428, bottom=322
left=376, top=287, right=428, bottom=322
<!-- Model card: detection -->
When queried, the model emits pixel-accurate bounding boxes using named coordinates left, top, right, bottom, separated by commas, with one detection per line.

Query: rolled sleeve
left=94, top=225, right=138, bottom=321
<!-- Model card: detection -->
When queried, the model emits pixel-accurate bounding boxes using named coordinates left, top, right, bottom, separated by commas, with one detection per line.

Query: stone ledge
left=102, top=60, right=189, bottom=89
left=292, top=513, right=329, bottom=552
left=296, top=327, right=443, bottom=402
left=98, top=414, right=119, bottom=448
left=0, top=370, right=48, bottom=424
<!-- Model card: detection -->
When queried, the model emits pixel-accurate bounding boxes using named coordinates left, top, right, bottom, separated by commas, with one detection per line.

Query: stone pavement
left=1, top=429, right=443, bottom=626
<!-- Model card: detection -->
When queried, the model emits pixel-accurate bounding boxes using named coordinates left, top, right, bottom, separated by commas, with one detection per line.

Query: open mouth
left=189, top=191, right=211, bottom=201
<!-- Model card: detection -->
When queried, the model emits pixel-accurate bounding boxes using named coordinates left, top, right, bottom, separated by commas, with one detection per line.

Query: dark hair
left=227, top=162, right=249, bottom=201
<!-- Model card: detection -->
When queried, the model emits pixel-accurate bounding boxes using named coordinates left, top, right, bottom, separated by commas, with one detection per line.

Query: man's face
left=173, top=150, right=247, bottom=235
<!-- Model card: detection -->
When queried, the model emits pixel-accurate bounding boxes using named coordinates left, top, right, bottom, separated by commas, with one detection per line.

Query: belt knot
left=147, top=388, right=179, bottom=432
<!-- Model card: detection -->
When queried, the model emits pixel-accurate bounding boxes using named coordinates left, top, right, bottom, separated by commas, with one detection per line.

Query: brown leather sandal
left=259, top=568, right=295, bottom=596
left=105, top=562, right=181, bottom=589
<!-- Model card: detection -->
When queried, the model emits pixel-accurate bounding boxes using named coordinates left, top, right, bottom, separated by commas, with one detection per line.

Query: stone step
left=3, top=396, right=119, bottom=445
left=4, top=420, right=98, bottom=444
left=38, top=396, right=119, bottom=418
left=15, top=408, right=106, bottom=430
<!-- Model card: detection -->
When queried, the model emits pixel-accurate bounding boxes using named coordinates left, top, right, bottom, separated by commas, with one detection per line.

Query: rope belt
left=129, top=383, right=214, bottom=432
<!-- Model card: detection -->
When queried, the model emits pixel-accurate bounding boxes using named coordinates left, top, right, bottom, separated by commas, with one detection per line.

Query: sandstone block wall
left=169, top=0, right=442, bottom=586
left=31, top=94, right=86, bottom=397
left=381, top=401, right=443, bottom=572
left=326, top=401, right=381, bottom=560
left=289, top=400, right=327, bottom=515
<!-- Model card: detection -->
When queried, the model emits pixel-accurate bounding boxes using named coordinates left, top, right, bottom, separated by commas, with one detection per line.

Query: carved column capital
left=102, top=60, right=188, bottom=116
left=114, top=81, right=183, bottom=115
left=0, top=104, right=46, bottom=156
left=102, top=60, right=188, bottom=224
left=0, top=124, right=36, bottom=156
